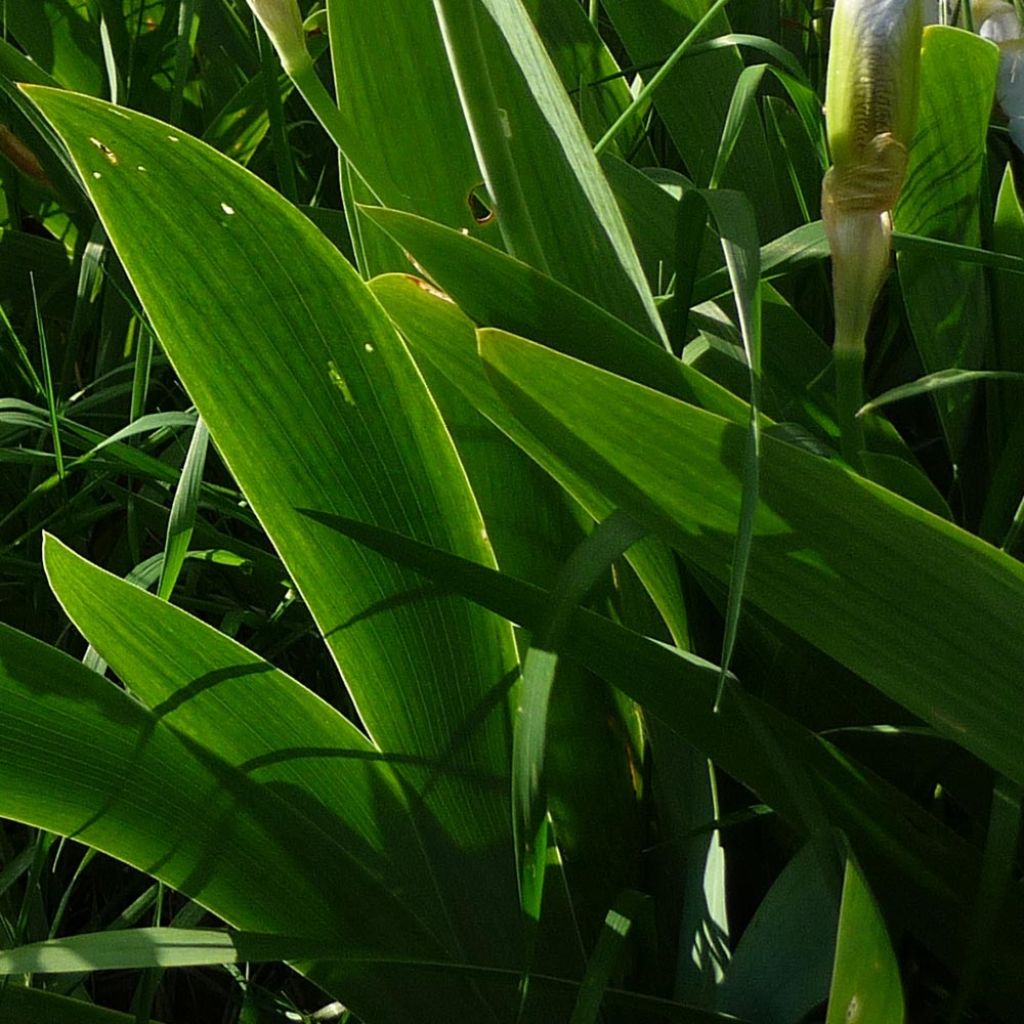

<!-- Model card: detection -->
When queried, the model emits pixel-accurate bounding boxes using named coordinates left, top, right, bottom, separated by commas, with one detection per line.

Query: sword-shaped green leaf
left=23, top=84, right=523, bottom=977
left=477, top=330, right=1024, bottom=787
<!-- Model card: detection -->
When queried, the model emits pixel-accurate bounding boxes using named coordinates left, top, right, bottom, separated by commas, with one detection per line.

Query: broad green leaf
left=325, top=0, right=486, bottom=251
left=367, top=269, right=690, bottom=645
left=3, top=0, right=104, bottom=95
left=825, top=857, right=904, bottom=1024
left=717, top=839, right=839, bottom=1023
left=0, top=985, right=165, bottom=1024
left=363, top=206, right=745, bottom=424
left=477, top=330, right=1024, bottom=787
left=0, top=926, right=736, bottom=1024
left=41, top=534, right=445, bottom=936
left=894, top=26, right=999, bottom=458
left=432, top=0, right=664, bottom=341
left=24, top=87, right=518, bottom=855
left=298, top=508, right=1024, bottom=1008
left=0, top=621, right=466, bottom=1024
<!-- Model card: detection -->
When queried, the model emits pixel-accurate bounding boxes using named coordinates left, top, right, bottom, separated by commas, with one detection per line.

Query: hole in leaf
left=468, top=185, right=495, bottom=225
left=88, top=137, right=118, bottom=165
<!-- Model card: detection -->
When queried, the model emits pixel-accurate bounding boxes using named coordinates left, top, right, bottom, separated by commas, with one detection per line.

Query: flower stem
left=835, top=344, right=866, bottom=473
left=289, top=61, right=383, bottom=205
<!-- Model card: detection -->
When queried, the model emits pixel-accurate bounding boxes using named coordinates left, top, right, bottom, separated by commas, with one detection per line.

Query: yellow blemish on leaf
left=328, top=361, right=356, bottom=406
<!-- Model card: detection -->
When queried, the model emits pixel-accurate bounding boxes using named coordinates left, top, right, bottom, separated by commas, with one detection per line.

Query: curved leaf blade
left=22, top=86, right=517, bottom=850
left=41, top=534, right=448, bottom=939
left=825, top=857, right=904, bottom=1024
left=477, top=330, right=1024, bottom=787
left=0, top=623, right=432, bottom=951
left=0, top=985, right=166, bottom=1024
left=894, top=27, right=999, bottom=456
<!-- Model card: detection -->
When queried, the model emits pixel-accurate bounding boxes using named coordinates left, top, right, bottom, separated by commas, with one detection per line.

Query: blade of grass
left=859, top=369, right=1024, bottom=416
left=31, top=274, right=64, bottom=481
left=0, top=300, right=43, bottom=396
left=594, top=0, right=733, bottom=158
left=156, top=416, right=209, bottom=601
left=569, top=890, right=651, bottom=1024
left=513, top=510, right=647, bottom=921
left=674, top=189, right=762, bottom=707
left=708, top=64, right=768, bottom=190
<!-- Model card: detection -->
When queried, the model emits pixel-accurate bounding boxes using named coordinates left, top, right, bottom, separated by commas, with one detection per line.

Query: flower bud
left=972, top=0, right=1022, bottom=41
left=244, top=0, right=311, bottom=76
left=960, top=2, right=1024, bottom=153
left=823, top=0, right=924, bottom=351
left=825, top=0, right=923, bottom=217
left=997, top=40, right=1024, bottom=150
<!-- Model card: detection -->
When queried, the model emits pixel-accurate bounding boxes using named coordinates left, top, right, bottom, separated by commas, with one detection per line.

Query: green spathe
left=823, top=0, right=923, bottom=342
left=823, top=0, right=924, bottom=467
left=244, top=0, right=311, bottom=74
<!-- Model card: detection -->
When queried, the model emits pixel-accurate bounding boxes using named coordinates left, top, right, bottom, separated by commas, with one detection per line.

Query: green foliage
left=0, top=3, right=1022, bottom=1023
